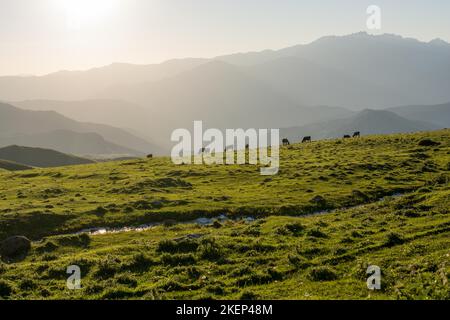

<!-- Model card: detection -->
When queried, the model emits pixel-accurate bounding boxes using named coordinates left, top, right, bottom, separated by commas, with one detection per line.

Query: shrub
left=41, top=253, right=58, bottom=261
left=94, top=256, right=122, bottom=279
left=310, top=195, right=326, bottom=206
left=92, top=206, right=107, bottom=216
left=212, top=220, right=222, bottom=229
left=206, top=284, right=226, bottom=295
left=102, top=288, right=135, bottom=300
left=239, top=291, right=259, bottom=300
left=351, top=259, right=370, bottom=280
left=350, top=230, right=363, bottom=238
left=116, top=274, right=138, bottom=288
left=418, top=139, right=440, bottom=147
left=18, top=279, right=37, bottom=291
left=157, top=239, right=199, bottom=254
left=385, top=232, right=405, bottom=247
left=276, top=222, right=305, bottom=236
left=163, top=219, right=177, bottom=227
left=198, top=239, right=224, bottom=261
left=351, top=190, right=369, bottom=202
left=160, top=253, right=196, bottom=266
left=306, top=228, right=328, bottom=238
left=55, top=233, right=90, bottom=248
left=124, top=253, right=155, bottom=272
left=186, top=266, right=201, bottom=279
left=288, top=255, right=311, bottom=270
left=36, top=240, right=59, bottom=253
left=309, top=266, right=338, bottom=281
left=426, top=174, right=449, bottom=186
left=0, top=280, right=13, bottom=297
left=267, top=267, right=284, bottom=281
left=242, top=225, right=261, bottom=236
left=300, top=247, right=327, bottom=258
left=45, top=265, right=69, bottom=279
left=236, top=272, right=273, bottom=286
left=160, top=278, right=195, bottom=292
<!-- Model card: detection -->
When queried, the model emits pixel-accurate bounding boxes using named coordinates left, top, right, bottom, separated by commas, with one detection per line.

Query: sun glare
left=62, top=0, right=119, bottom=30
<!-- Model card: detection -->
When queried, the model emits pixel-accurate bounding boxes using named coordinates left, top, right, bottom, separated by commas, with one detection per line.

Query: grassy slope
left=0, top=130, right=448, bottom=299
left=0, top=145, right=94, bottom=168
left=0, top=159, right=33, bottom=171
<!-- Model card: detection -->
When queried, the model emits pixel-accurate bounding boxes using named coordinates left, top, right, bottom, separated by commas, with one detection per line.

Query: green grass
left=0, top=130, right=449, bottom=299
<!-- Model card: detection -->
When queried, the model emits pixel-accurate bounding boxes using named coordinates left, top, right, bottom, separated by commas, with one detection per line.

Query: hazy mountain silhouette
left=281, top=109, right=438, bottom=142
left=0, top=32, right=448, bottom=150
left=0, top=102, right=163, bottom=156
left=13, top=99, right=162, bottom=145
left=1, top=33, right=448, bottom=110
left=388, top=102, right=450, bottom=128
left=217, top=32, right=450, bottom=108
left=0, top=159, right=33, bottom=171
left=244, top=55, right=404, bottom=107
left=0, top=145, right=94, bottom=168
left=99, top=60, right=352, bottom=144
left=0, top=58, right=207, bottom=101
left=0, top=130, right=144, bottom=157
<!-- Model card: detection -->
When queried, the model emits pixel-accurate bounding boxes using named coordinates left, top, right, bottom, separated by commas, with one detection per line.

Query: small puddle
left=77, top=215, right=255, bottom=236
left=74, top=193, right=406, bottom=236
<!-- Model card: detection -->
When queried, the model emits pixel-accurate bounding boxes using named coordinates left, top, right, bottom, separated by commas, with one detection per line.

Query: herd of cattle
left=146, top=131, right=362, bottom=157
left=282, top=131, right=360, bottom=146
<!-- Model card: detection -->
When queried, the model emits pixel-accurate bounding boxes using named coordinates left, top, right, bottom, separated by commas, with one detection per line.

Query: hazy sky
left=1, top=0, right=449, bottom=76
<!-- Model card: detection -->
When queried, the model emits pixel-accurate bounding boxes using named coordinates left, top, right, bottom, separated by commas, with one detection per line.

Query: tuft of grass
left=0, top=280, right=13, bottom=298
left=308, top=266, right=339, bottom=282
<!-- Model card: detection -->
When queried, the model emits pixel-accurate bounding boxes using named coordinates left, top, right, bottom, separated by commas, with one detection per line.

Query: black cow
left=282, top=138, right=290, bottom=146
left=353, top=131, right=360, bottom=138
left=343, top=135, right=351, bottom=139
left=147, top=154, right=153, bottom=159
left=302, top=136, right=312, bottom=143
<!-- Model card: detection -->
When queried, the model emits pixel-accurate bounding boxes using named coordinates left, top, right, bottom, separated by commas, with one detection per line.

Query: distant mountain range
left=0, top=102, right=165, bottom=156
left=281, top=109, right=440, bottom=142
left=2, top=32, right=449, bottom=109
left=0, top=58, right=207, bottom=101
left=388, top=102, right=450, bottom=129
left=0, top=145, right=94, bottom=168
left=0, top=32, right=449, bottom=152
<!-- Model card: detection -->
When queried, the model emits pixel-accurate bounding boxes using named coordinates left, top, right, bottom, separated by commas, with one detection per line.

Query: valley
left=0, top=129, right=448, bottom=299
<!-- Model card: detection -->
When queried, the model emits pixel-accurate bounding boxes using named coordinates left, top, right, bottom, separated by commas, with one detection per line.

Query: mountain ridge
left=0, top=145, right=95, bottom=168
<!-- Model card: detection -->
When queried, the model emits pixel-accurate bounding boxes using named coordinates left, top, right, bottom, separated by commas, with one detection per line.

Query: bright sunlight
left=62, top=0, right=120, bottom=30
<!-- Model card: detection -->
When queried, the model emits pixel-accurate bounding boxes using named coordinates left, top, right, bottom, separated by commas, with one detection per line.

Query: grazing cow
left=147, top=154, right=153, bottom=159
left=343, top=135, right=351, bottom=139
left=282, top=138, right=290, bottom=146
left=302, top=136, right=312, bottom=143
left=353, top=131, right=360, bottom=138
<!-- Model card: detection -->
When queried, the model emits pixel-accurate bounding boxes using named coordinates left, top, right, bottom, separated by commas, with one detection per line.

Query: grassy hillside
left=0, top=145, right=95, bottom=168
left=0, top=159, right=33, bottom=171
left=0, top=129, right=448, bottom=299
